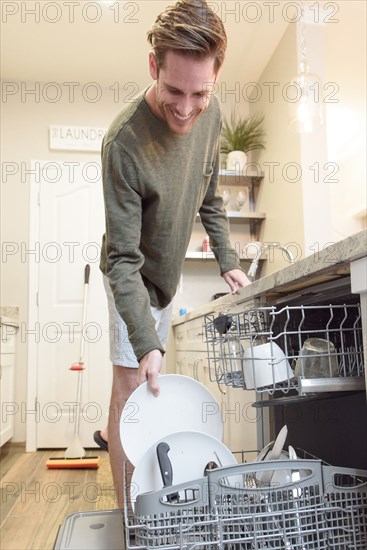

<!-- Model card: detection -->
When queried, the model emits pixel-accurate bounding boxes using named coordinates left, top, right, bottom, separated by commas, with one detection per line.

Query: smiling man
left=98, top=0, right=250, bottom=507
left=146, top=51, right=216, bottom=135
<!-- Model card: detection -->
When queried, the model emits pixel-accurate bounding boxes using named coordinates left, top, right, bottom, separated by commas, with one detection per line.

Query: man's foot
left=93, top=430, right=109, bottom=452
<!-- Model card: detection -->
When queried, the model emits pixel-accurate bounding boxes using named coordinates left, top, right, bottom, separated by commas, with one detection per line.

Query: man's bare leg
left=108, top=365, right=138, bottom=508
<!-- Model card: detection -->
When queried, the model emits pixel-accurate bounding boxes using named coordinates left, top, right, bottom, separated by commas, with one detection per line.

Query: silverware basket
left=204, top=304, right=364, bottom=395
left=124, top=464, right=214, bottom=550
left=207, top=459, right=329, bottom=549
left=123, top=459, right=367, bottom=549
left=322, top=465, right=367, bottom=549
left=134, top=479, right=212, bottom=548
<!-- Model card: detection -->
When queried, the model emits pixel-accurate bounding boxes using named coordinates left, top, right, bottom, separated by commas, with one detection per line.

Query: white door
left=35, top=161, right=111, bottom=448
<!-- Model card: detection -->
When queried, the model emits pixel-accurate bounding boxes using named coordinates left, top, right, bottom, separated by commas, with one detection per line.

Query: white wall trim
left=26, top=160, right=41, bottom=452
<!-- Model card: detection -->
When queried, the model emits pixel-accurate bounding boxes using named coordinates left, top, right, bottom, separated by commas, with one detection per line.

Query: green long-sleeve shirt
left=100, top=89, right=241, bottom=360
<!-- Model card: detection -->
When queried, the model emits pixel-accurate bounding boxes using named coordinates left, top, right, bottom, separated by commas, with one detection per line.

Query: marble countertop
left=0, top=307, right=19, bottom=326
left=173, top=229, right=367, bottom=326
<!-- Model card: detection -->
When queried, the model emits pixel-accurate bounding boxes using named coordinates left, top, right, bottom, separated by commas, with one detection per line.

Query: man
left=96, top=0, right=250, bottom=507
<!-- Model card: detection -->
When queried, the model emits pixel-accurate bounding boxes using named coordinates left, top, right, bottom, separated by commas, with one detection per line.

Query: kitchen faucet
left=247, top=242, right=296, bottom=281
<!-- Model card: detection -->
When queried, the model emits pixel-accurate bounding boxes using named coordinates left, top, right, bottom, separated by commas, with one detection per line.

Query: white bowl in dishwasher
left=243, top=342, right=294, bottom=389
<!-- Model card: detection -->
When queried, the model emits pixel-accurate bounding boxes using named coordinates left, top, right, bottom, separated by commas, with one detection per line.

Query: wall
left=253, top=23, right=305, bottom=275
left=253, top=1, right=366, bottom=276
left=1, top=87, right=123, bottom=441
left=295, top=13, right=333, bottom=253
left=324, top=0, right=366, bottom=240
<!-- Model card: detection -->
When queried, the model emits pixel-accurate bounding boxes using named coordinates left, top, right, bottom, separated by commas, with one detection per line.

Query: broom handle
left=75, top=264, right=90, bottom=436
left=74, top=372, right=83, bottom=436
left=79, top=264, right=90, bottom=363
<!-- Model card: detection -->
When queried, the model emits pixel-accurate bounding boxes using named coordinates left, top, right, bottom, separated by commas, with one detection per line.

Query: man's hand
left=136, top=349, right=163, bottom=397
left=223, top=268, right=251, bottom=294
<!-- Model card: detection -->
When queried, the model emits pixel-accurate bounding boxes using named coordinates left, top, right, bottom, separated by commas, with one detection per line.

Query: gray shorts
left=103, top=275, right=172, bottom=368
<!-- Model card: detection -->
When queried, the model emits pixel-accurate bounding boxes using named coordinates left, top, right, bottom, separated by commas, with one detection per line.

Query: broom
left=46, top=264, right=100, bottom=469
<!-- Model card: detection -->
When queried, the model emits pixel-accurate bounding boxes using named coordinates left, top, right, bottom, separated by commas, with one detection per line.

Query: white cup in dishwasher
left=243, top=342, right=293, bottom=389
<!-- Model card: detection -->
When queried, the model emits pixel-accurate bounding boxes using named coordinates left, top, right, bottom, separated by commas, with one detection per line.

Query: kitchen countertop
left=172, top=229, right=367, bottom=326
left=0, top=307, right=19, bottom=326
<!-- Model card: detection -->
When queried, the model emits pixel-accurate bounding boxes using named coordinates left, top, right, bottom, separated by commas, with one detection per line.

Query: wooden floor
left=0, top=443, right=109, bottom=550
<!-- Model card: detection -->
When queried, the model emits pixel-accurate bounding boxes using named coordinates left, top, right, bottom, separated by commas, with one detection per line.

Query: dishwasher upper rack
left=203, top=304, right=365, bottom=395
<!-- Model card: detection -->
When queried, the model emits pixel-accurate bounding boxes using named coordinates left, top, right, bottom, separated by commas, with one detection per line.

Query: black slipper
left=93, top=430, right=109, bottom=452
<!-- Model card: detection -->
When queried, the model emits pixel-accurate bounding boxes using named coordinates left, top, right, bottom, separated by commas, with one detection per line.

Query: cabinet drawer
left=1, top=329, right=17, bottom=354
left=0, top=353, right=15, bottom=368
left=174, top=300, right=260, bottom=351
left=174, top=317, right=207, bottom=351
left=174, top=351, right=258, bottom=453
left=0, top=354, right=15, bottom=446
left=175, top=350, right=225, bottom=404
left=175, top=350, right=205, bottom=380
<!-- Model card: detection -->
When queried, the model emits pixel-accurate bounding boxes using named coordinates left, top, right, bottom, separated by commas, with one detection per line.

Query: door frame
left=26, top=160, right=41, bottom=452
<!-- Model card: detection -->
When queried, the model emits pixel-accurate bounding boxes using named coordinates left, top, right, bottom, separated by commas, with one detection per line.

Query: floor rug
left=94, top=456, right=118, bottom=510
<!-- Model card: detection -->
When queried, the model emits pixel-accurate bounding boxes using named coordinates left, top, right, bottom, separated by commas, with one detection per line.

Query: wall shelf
left=218, top=170, right=264, bottom=217
left=185, top=251, right=265, bottom=261
left=219, top=169, right=264, bottom=186
left=186, top=168, right=266, bottom=276
left=196, top=212, right=266, bottom=223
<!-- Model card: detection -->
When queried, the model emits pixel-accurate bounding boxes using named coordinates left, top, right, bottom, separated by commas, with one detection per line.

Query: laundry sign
left=49, top=125, right=107, bottom=152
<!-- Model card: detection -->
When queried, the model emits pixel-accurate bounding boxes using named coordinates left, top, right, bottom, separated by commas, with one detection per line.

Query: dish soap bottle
left=202, top=235, right=212, bottom=252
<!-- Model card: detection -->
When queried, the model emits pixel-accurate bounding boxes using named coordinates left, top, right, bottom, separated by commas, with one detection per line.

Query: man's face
left=148, top=51, right=218, bottom=136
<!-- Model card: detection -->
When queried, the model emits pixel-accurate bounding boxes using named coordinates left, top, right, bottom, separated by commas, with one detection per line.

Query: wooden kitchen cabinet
left=173, top=312, right=259, bottom=455
left=174, top=315, right=206, bottom=352
left=220, top=385, right=258, bottom=457
left=0, top=319, right=18, bottom=446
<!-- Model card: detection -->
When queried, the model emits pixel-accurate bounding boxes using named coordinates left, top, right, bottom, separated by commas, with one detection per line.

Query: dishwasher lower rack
left=123, top=460, right=367, bottom=550
left=203, top=304, right=365, bottom=395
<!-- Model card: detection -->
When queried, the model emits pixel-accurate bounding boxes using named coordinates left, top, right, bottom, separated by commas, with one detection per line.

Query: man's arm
left=223, top=268, right=251, bottom=293
left=102, top=140, right=164, bottom=363
left=136, top=349, right=163, bottom=397
left=198, top=144, right=250, bottom=289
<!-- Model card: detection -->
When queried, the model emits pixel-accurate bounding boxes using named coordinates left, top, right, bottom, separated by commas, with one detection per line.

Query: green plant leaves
left=220, top=111, right=266, bottom=154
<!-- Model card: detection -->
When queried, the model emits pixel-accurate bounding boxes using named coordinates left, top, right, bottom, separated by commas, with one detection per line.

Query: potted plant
left=221, top=111, right=266, bottom=171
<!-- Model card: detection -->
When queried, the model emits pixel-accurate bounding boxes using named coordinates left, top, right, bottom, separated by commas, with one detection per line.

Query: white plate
left=255, top=444, right=309, bottom=486
left=130, top=430, right=237, bottom=506
left=120, top=374, right=223, bottom=465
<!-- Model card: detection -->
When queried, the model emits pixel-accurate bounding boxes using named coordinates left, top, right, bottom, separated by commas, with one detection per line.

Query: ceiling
left=1, top=1, right=291, bottom=90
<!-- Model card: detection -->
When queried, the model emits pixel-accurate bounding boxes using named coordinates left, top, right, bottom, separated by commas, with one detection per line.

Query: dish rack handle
left=134, top=476, right=209, bottom=517
left=322, top=465, right=367, bottom=492
left=206, top=459, right=324, bottom=497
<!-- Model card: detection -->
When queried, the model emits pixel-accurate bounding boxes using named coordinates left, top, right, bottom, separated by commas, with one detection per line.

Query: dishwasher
left=121, top=276, right=367, bottom=549
left=54, top=277, right=367, bottom=550
left=202, top=275, right=367, bottom=549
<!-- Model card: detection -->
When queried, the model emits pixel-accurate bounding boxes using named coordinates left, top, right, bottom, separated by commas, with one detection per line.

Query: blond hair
left=147, top=0, right=227, bottom=73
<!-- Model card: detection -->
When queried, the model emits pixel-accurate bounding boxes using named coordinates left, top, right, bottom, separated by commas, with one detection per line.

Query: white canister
left=226, top=151, right=247, bottom=172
